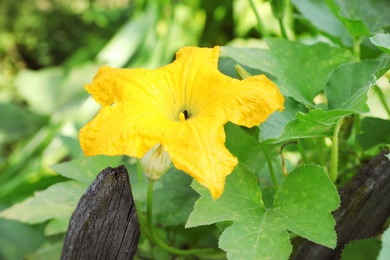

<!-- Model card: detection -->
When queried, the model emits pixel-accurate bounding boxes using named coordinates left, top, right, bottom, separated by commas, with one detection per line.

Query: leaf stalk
left=330, top=118, right=343, bottom=181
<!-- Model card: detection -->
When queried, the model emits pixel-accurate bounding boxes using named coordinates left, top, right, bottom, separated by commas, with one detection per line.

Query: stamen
left=179, top=112, right=186, bottom=122
left=179, top=110, right=191, bottom=122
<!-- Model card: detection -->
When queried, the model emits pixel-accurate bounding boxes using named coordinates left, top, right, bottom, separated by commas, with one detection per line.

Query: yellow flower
left=79, top=46, right=284, bottom=199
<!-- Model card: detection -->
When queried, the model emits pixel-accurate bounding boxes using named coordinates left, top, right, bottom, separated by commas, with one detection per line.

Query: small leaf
left=370, top=33, right=390, bottom=55
left=187, top=164, right=340, bottom=259
left=357, top=117, right=390, bottom=151
left=325, top=60, right=380, bottom=113
left=341, top=238, right=382, bottom=260
left=262, top=109, right=351, bottom=143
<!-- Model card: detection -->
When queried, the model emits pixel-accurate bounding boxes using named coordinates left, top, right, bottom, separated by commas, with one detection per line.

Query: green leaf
left=262, top=109, right=351, bottom=143
left=50, top=155, right=123, bottom=184
left=259, top=97, right=308, bottom=142
left=96, top=6, right=154, bottom=67
left=326, top=0, right=371, bottom=36
left=225, top=123, right=266, bottom=173
left=187, top=164, right=340, bottom=259
left=26, top=241, right=63, bottom=260
left=221, top=40, right=354, bottom=105
left=325, top=60, right=380, bottom=112
left=292, top=0, right=352, bottom=46
left=326, top=0, right=390, bottom=36
left=378, top=226, right=390, bottom=260
left=153, top=168, right=198, bottom=227
left=45, top=217, right=70, bottom=235
left=0, top=219, right=45, bottom=260
left=341, top=238, right=382, bottom=260
left=0, top=102, right=45, bottom=145
left=370, top=33, right=390, bottom=55
left=0, top=181, right=86, bottom=233
left=15, top=63, right=99, bottom=115
left=357, top=117, right=390, bottom=151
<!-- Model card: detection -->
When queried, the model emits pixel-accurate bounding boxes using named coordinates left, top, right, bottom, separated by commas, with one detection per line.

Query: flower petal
left=167, top=46, right=284, bottom=127
left=216, top=74, right=285, bottom=127
left=163, top=117, right=238, bottom=199
left=80, top=102, right=173, bottom=158
left=84, top=66, right=181, bottom=120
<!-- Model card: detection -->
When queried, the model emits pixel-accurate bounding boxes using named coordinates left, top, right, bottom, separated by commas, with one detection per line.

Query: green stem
left=297, top=141, right=308, bottom=164
left=248, top=0, right=270, bottom=37
left=374, top=85, right=390, bottom=118
left=136, top=159, right=144, bottom=183
left=259, top=144, right=278, bottom=188
left=146, top=181, right=218, bottom=256
left=278, top=18, right=289, bottom=39
left=330, top=118, right=343, bottom=181
left=353, top=37, right=361, bottom=60
left=316, top=138, right=326, bottom=167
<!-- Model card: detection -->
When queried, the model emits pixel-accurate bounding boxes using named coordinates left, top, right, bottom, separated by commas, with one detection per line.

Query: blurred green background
left=0, top=0, right=284, bottom=259
left=2, top=0, right=389, bottom=259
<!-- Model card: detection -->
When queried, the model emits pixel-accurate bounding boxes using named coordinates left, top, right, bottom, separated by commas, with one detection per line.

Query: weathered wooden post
left=61, top=165, right=140, bottom=260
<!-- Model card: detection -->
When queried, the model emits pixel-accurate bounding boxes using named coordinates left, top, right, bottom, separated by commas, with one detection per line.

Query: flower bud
left=141, top=143, right=171, bottom=181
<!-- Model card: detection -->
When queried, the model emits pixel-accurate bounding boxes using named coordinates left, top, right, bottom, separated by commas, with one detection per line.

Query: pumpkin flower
left=79, top=46, right=284, bottom=199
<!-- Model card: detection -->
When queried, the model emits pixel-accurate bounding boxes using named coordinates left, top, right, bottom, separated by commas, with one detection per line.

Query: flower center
left=178, top=110, right=191, bottom=122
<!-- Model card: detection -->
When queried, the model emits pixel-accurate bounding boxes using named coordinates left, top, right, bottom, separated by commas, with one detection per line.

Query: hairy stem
left=330, top=118, right=343, bottom=181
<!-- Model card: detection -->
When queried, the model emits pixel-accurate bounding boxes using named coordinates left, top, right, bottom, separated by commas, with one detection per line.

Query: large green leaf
left=259, top=97, right=308, bottom=142
left=225, top=123, right=267, bottom=173
left=0, top=102, right=45, bottom=145
left=370, top=33, right=390, bottom=55
left=0, top=219, right=45, bottom=260
left=326, top=0, right=390, bottom=36
left=325, top=60, right=380, bottom=112
left=187, top=164, right=339, bottom=259
left=292, top=0, right=352, bottom=46
left=221, top=40, right=354, bottom=105
left=50, top=155, right=123, bottom=184
left=15, top=63, right=99, bottom=115
left=153, top=168, right=198, bottom=227
left=0, top=181, right=86, bottom=235
left=261, top=109, right=351, bottom=143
